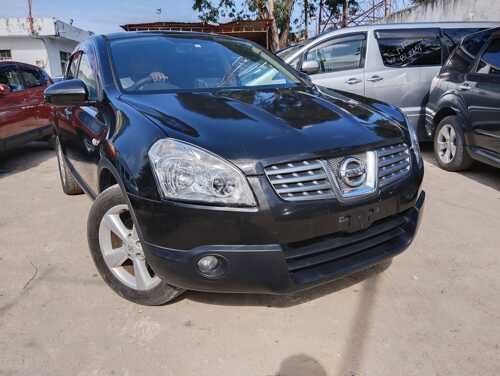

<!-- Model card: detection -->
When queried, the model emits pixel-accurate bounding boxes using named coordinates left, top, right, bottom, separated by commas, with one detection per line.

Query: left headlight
left=405, top=115, right=423, bottom=168
left=148, top=139, right=256, bottom=207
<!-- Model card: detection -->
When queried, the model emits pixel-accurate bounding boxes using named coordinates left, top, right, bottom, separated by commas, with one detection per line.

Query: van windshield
left=110, top=35, right=301, bottom=93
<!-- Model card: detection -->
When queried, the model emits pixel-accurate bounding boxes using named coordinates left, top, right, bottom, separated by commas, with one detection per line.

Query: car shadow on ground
left=0, top=142, right=54, bottom=178
left=421, top=143, right=500, bottom=191
left=183, top=260, right=390, bottom=308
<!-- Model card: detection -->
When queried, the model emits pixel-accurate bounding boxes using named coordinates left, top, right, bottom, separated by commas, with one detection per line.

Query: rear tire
left=433, top=116, right=473, bottom=171
left=55, top=137, right=84, bottom=195
left=87, top=185, right=183, bottom=305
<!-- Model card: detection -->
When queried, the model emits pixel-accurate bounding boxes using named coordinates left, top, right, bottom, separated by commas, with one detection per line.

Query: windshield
left=110, top=35, right=301, bottom=93
left=277, top=43, right=303, bottom=60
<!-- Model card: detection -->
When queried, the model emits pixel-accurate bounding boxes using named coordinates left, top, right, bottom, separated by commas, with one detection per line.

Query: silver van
left=278, top=22, right=499, bottom=139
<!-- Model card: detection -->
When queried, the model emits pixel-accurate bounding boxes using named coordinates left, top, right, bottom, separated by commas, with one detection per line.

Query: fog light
left=197, top=255, right=220, bottom=274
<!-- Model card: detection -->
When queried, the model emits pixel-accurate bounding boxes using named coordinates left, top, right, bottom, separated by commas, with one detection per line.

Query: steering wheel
left=128, top=75, right=155, bottom=91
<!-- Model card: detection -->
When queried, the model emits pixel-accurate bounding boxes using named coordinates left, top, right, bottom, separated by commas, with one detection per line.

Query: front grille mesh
left=377, top=143, right=411, bottom=188
left=265, top=143, right=411, bottom=202
left=264, top=160, right=334, bottom=201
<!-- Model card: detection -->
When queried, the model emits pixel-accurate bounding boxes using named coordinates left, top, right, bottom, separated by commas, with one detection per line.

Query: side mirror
left=301, top=60, right=320, bottom=75
left=44, top=79, right=90, bottom=107
left=0, top=83, right=11, bottom=95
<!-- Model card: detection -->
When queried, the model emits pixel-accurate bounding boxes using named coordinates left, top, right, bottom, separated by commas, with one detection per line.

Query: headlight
left=405, top=115, right=423, bottom=168
left=148, top=139, right=256, bottom=207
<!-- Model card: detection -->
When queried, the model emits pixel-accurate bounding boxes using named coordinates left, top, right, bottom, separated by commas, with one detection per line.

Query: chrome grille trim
left=377, top=143, right=411, bottom=188
left=264, top=160, right=335, bottom=201
left=265, top=143, right=411, bottom=202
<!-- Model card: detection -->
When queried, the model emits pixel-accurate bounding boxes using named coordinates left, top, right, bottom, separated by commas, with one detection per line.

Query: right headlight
left=148, top=139, right=256, bottom=207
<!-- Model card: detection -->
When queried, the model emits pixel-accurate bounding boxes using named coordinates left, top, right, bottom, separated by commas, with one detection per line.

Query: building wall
left=385, top=0, right=500, bottom=23
left=0, top=36, right=78, bottom=77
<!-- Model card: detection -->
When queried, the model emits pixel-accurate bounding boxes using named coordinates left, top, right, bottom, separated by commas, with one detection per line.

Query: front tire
left=87, top=185, right=183, bottom=305
left=55, top=137, right=84, bottom=195
left=434, top=116, right=473, bottom=171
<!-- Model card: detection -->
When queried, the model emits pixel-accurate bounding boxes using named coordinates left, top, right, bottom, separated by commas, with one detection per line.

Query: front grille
left=264, top=160, right=334, bottom=201
left=377, top=143, right=411, bottom=188
left=283, top=214, right=409, bottom=285
left=265, top=142, right=411, bottom=202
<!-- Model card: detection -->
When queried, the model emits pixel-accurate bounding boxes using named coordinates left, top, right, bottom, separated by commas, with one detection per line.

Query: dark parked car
left=0, top=62, right=54, bottom=153
left=427, top=27, right=500, bottom=171
left=45, top=32, right=425, bottom=305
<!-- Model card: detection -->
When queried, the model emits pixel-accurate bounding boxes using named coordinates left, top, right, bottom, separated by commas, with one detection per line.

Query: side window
left=19, top=68, right=44, bottom=88
left=76, top=50, right=98, bottom=100
left=66, top=53, right=80, bottom=79
left=376, top=30, right=442, bottom=67
left=0, top=68, right=24, bottom=92
left=304, top=35, right=365, bottom=74
left=477, top=37, right=500, bottom=75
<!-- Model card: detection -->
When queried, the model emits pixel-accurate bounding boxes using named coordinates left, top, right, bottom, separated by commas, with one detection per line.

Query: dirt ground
left=1, top=142, right=499, bottom=376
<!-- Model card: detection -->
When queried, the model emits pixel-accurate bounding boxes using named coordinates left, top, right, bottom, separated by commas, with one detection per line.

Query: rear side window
left=477, top=37, right=500, bottom=75
left=19, top=68, right=44, bottom=88
left=0, top=68, right=24, bottom=92
left=304, top=34, right=366, bottom=73
left=376, top=29, right=442, bottom=67
left=462, top=30, right=493, bottom=57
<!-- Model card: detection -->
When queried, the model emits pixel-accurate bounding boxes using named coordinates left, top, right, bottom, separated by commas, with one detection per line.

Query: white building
left=0, top=17, right=93, bottom=77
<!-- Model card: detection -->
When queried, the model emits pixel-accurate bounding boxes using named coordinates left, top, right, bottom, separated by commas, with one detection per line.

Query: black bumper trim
left=143, top=191, right=425, bottom=294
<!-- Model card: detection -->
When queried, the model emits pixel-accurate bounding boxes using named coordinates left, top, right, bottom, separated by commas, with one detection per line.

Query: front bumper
left=130, top=178, right=425, bottom=294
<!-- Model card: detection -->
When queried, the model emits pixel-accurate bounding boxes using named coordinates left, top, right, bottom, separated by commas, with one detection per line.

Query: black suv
left=45, top=32, right=425, bottom=305
left=427, top=27, right=500, bottom=171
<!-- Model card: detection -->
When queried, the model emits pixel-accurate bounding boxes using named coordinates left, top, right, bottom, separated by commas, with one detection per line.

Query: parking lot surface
left=1, top=143, right=500, bottom=376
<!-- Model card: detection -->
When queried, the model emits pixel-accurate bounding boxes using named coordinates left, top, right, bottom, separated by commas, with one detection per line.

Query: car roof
left=0, top=61, right=42, bottom=70
left=99, top=31, right=241, bottom=42
left=311, top=21, right=500, bottom=39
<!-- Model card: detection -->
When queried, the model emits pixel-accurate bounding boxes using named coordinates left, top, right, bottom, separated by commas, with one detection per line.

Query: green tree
left=193, top=0, right=296, bottom=51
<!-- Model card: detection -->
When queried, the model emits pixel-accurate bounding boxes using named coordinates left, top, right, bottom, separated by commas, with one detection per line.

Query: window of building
left=0, top=50, right=12, bottom=61
left=304, top=35, right=366, bottom=74
left=376, top=30, right=442, bottom=67
left=60, top=51, right=71, bottom=76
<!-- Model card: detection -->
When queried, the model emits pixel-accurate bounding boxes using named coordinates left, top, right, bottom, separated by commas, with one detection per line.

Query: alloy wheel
left=98, top=205, right=161, bottom=291
left=437, top=124, right=457, bottom=164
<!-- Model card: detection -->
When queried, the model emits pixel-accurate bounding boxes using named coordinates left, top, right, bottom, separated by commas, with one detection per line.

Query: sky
left=2, top=0, right=204, bottom=34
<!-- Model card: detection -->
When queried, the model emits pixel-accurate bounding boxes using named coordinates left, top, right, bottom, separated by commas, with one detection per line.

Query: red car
left=0, top=61, right=54, bottom=152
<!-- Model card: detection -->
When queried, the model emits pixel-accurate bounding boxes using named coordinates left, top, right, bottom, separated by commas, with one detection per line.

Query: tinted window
left=462, top=30, right=492, bottom=57
left=110, top=35, right=299, bottom=92
left=77, top=52, right=98, bottom=99
left=377, top=30, right=441, bottom=67
left=0, top=68, right=24, bottom=92
left=442, top=28, right=485, bottom=46
left=442, top=47, right=475, bottom=74
left=20, top=68, right=44, bottom=88
left=304, top=35, right=365, bottom=73
left=477, top=38, right=500, bottom=75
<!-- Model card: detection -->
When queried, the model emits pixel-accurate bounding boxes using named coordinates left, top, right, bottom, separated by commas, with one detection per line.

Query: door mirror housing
left=44, top=79, right=91, bottom=107
left=0, top=83, right=11, bottom=95
left=301, top=60, right=320, bottom=75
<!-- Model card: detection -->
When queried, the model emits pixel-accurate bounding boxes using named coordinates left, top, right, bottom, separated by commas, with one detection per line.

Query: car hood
left=120, top=86, right=407, bottom=175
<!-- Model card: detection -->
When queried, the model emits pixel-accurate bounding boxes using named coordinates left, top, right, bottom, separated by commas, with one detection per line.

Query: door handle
left=345, top=77, right=362, bottom=85
left=459, top=82, right=472, bottom=91
left=366, top=75, right=384, bottom=82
